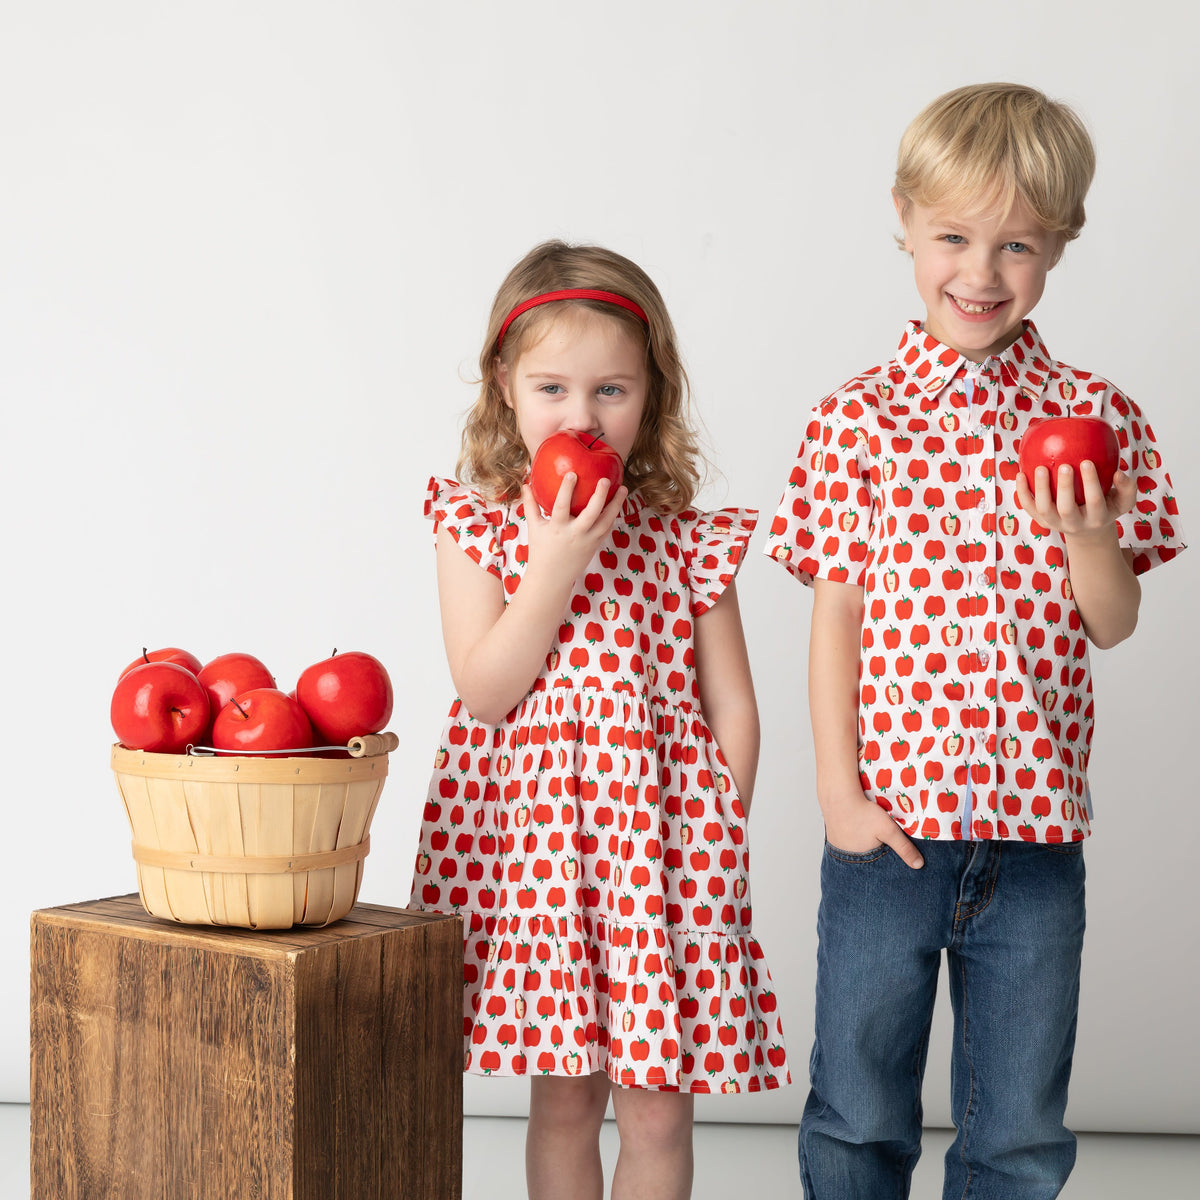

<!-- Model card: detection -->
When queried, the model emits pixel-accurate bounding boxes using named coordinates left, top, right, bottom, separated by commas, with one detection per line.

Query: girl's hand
left=821, top=785, right=924, bottom=869
left=1015, top=463, right=1136, bottom=540
left=521, top=474, right=628, bottom=588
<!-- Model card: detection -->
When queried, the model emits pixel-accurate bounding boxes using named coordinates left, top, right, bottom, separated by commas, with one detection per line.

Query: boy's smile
left=896, top=195, right=1060, bottom=361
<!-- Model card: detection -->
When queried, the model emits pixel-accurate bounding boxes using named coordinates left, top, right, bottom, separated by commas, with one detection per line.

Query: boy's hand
left=1015, top=462, right=1136, bottom=538
left=821, top=786, right=924, bottom=869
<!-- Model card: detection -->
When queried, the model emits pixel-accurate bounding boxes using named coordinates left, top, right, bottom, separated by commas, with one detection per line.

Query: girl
left=410, top=241, right=789, bottom=1200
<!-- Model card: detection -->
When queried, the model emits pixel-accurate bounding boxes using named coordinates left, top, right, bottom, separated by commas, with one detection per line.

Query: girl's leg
left=609, top=1086, right=695, bottom=1200
left=526, top=1072, right=612, bottom=1200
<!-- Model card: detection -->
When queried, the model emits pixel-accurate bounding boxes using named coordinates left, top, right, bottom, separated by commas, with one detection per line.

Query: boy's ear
left=892, top=190, right=912, bottom=252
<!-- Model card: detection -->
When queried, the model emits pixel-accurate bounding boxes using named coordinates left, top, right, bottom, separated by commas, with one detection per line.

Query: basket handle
left=348, top=732, right=399, bottom=757
left=132, top=836, right=370, bottom=875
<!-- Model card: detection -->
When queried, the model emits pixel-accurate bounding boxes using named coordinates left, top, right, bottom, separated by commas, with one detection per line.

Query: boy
left=766, top=83, right=1185, bottom=1199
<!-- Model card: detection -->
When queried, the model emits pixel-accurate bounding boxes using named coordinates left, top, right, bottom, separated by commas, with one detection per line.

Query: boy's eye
left=941, top=234, right=965, bottom=245
left=1003, top=242, right=1030, bottom=254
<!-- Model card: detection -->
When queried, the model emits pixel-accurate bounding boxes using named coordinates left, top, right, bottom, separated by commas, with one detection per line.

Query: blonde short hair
left=894, top=83, right=1095, bottom=255
left=457, top=240, right=703, bottom=513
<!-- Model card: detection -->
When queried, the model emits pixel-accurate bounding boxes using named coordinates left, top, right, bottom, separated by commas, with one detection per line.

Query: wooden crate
left=30, top=895, right=463, bottom=1199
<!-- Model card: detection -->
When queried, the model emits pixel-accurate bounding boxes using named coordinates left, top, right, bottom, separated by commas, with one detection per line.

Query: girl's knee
left=611, top=1088, right=694, bottom=1151
left=529, top=1072, right=611, bottom=1134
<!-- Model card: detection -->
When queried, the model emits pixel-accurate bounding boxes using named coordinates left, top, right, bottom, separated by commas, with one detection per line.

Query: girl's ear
left=892, top=190, right=912, bottom=253
left=495, top=357, right=513, bottom=409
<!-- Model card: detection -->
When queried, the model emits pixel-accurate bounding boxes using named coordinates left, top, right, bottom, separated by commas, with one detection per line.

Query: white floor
left=7, top=1103, right=1197, bottom=1197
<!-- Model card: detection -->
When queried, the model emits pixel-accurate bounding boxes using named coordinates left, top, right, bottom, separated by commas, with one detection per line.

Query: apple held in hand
left=211, top=688, right=313, bottom=753
left=119, top=646, right=202, bottom=680
left=528, top=430, right=624, bottom=516
left=1018, top=417, right=1119, bottom=506
left=296, top=650, right=393, bottom=744
left=111, top=662, right=210, bottom=754
left=198, top=652, right=275, bottom=721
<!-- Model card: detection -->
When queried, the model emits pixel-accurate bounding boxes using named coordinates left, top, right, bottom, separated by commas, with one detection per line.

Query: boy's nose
left=961, top=249, right=1000, bottom=289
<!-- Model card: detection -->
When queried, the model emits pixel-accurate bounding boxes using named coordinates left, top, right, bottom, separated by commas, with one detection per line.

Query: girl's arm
left=1016, top=462, right=1140, bottom=649
left=437, top=477, right=627, bottom=724
left=694, top=582, right=759, bottom=812
left=810, top=577, right=924, bottom=868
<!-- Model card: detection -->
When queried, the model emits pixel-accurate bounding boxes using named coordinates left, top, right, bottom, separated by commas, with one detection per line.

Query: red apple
left=111, top=662, right=210, bottom=754
left=197, top=653, right=276, bottom=721
left=295, top=650, right=393, bottom=744
left=119, top=646, right=202, bottom=680
left=211, top=688, right=313, bottom=753
left=1018, top=417, right=1119, bottom=506
left=528, top=430, right=624, bottom=516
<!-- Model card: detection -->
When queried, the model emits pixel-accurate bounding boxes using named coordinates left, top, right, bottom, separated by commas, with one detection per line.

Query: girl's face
left=497, top=308, right=648, bottom=464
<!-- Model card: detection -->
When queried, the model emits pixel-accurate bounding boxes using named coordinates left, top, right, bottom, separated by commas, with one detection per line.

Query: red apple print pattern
left=765, top=321, right=1185, bottom=844
left=411, top=478, right=789, bottom=1094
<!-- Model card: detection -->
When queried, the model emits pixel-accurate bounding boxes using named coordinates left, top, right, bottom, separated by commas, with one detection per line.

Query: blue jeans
left=799, top=839, right=1085, bottom=1200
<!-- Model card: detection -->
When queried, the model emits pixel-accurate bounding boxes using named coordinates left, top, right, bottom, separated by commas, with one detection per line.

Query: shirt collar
left=894, top=320, right=1054, bottom=405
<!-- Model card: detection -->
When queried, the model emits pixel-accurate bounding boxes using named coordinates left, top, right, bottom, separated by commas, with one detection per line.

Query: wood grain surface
left=30, top=895, right=463, bottom=1199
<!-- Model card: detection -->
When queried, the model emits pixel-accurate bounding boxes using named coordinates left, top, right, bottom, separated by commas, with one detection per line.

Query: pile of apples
left=111, top=647, right=393, bottom=756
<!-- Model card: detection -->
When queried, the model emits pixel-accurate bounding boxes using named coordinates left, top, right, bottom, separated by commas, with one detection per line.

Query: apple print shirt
left=409, top=477, right=790, bottom=1093
left=765, top=321, right=1186, bottom=844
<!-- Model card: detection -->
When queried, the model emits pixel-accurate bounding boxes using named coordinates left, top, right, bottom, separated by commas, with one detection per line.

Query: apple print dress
left=409, top=477, right=790, bottom=1093
left=765, top=321, right=1186, bottom=844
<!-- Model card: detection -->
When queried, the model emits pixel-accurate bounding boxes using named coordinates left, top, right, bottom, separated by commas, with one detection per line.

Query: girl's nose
left=561, top=395, right=602, bottom=434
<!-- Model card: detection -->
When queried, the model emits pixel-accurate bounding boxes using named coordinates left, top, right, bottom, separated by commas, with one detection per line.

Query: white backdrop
left=2, top=0, right=1196, bottom=1134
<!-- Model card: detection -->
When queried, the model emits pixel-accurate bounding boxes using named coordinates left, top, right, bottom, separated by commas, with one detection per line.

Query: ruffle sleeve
left=424, top=476, right=506, bottom=580
left=676, top=507, right=758, bottom=615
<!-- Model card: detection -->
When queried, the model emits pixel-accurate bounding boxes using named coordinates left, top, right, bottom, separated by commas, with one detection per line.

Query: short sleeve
left=677, top=507, right=758, bottom=615
left=424, top=476, right=506, bottom=580
left=1095, top=394, right=1187, bottom=576
left=763, top=400, right=873, bottom=586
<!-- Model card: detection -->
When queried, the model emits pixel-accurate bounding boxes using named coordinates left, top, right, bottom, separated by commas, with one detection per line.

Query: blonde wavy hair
left=457, top=240, right=703, bottom=513
left=894, top=82, right=1095, bottom=263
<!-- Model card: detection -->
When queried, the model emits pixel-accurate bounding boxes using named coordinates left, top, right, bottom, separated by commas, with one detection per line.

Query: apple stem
left=170, top=707, right=183, bottom=716
left=231, top=698, right=249, bottom=719
left=141, top=647, right=150, bottom=663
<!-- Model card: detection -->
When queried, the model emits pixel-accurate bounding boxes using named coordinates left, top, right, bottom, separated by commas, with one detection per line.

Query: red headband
left=496, top=288, right=649, bottom=350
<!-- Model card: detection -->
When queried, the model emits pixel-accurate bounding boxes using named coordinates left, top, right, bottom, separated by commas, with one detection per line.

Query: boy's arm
left=1017, top=462, right=1140, bottom=649
left=695, top=582, right=759, bottom=813
left=810, top=578, right=925, bottom=868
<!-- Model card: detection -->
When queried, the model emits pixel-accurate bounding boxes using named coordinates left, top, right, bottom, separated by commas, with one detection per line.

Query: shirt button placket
left=972, top=377, right=999, bottom=827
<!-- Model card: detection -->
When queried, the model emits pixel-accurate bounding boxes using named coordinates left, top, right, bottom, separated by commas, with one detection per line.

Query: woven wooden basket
left=111, top=742, right=390, bottom=929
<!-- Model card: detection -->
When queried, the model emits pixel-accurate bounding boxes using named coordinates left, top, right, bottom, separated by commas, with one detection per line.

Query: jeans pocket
left=823, top=839, right=890, bottom=865
left=1029, top=839, right=1085, bottom=858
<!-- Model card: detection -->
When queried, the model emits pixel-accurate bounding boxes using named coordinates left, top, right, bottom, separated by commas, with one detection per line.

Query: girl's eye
left=598, top=385, right=623, bottom=398
left=540, top=384, right=564, bottom=395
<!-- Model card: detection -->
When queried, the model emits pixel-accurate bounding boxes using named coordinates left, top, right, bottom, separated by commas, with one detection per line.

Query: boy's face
left=895, top=195, right=1061, bottom=362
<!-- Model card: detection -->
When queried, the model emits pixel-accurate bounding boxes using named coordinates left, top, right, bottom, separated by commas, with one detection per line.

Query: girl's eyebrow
left=522, top=369, right=640, bottom=382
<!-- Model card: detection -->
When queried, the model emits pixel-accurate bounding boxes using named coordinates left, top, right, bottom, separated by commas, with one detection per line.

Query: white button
left=978, top=651, right=991, bottom=668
